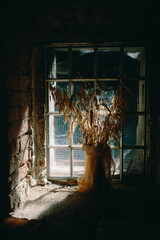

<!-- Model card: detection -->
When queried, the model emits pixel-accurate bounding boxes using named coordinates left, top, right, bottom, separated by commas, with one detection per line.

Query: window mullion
left=120, top=46, right=124, bottom=180
left=70, top=138, right=73, bottom=179
left=94, top=47, right=98, bottom=94
left=69, top=46, right=73, bottom=179
left=45, top=43, right=50, bottom=178
left=94, top=46, right=98, bottom=79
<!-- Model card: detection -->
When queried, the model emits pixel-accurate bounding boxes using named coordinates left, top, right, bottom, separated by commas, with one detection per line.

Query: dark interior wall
left=2, top=41, right=33, bottom=213
left=0, top=0, right=160, bottom=216
left=1, top=2, right=35, bottom=215
left=149, top=43, right=160, bottom=182
left=0, top=42, right=9, bottom=218
left=7, top=43, right=33, bottom=211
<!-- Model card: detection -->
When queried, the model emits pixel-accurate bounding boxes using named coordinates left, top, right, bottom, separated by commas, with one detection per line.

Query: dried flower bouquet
left=50, top=81, right=131, bottom=192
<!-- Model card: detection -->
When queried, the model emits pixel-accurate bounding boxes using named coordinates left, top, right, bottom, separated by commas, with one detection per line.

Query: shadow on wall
left=6, top=45, right=46, bottom=215
left=6, top=44, right=33, bottom=213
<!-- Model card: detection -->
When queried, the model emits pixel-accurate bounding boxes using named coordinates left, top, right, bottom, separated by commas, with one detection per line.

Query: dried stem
left=50, top=82, right=130, bottom=148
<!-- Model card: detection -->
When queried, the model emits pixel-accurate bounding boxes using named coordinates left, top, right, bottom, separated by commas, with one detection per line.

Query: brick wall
left=7, top=43, right=33, bottom=211
left=6, top=43, right=47, bottom=212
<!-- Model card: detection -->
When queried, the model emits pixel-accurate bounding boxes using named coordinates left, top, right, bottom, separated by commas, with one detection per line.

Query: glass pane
left=97, top=80, right=118, bottom=106
left=98, top=47, right=120, bottom=78
left=48, top=81, right=69, bottom=112
left=49, top=148, right=70, bottom=177
left=123, top=149, right=144, bottom=176
left=72, top=81, right=94, bottom=95
left=49, top=115, right=69, bottom=145
left=46, top=47, right=69, bottom=79
left=124, top=47, right=145, bottom=78
left=111, top=148, right=120, bottom=176
left=73, top=149, right=85, bottom=178
left=109, top=135, right=120, bottom=147
left=72, top=47, right=94, bottom=78
left=123, top=115, right=145, bottom=146
left=72, top=81, right=94, bottom=110
left=125, top=80, right=145, bottom=112
left=73, top=124, right=85, bottom=145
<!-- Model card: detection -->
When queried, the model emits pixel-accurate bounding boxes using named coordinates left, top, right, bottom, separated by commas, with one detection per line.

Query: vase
left=77, top=144, right=116, bottom=192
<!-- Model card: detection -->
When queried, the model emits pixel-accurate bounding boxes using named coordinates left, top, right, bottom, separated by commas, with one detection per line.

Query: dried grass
left=50, top=82, right=131, bottom=148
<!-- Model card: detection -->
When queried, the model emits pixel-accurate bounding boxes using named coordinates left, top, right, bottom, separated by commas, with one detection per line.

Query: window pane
left=109, top=136, right=120, bottom=147
left=98, top=47, right=120, bottom=78
left=73, top=149, right=85, bottom=177
left=49, top=148, right=70, bottom=177
left=72, top=81, right=94, bottom=95
left=72, top=81, right=94, bottom=145
left=123, top=149, right=144, bottom=176
left=124, top=47, right=145, bottom=78
left=46, top=48, right=69, bottom=79
left=72, top=47, right=94, bottom=78
left=48, top=81, right=69, bottom=112
left=72, top=81, right=94, bottom=110
left=125, top=80, right=145, bottom=112
left=97, top=80, right=118, bottom=105
left=123, top=115, right=145, bottom=146
left=49, top=115, right=69, bottom=145
left=111, top=148, right=120, bottom=177
left=73, top=124, right=85, bottom=145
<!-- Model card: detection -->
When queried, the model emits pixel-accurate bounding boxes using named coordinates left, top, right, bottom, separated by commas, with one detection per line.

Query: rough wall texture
left=5, top=42, right=46, bottom=211
left=7, top=43, right=33, bottom=211
left=31, top=47, right=46, bottom=183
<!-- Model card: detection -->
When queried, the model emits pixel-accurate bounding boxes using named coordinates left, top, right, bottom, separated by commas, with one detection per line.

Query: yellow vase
left=77, top=144, right=115, bottom=192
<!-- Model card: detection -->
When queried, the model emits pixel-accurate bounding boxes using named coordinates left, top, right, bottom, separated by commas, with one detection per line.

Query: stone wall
left=31, top=46, right=46, bottom=185
left=7, top=43, right=33, bottom=211
left=6, top=43, right=47, bottom=211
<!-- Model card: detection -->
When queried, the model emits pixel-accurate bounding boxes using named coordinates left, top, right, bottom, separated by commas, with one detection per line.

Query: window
left=45, top=44, right=147, bottom=180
